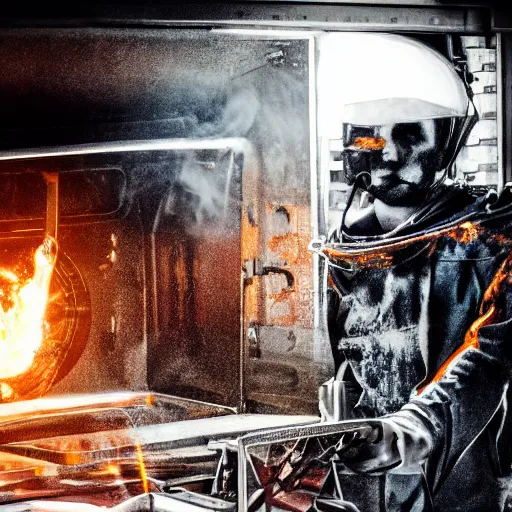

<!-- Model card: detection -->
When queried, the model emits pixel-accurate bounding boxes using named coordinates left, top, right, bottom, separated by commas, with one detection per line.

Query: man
left=313, top=33, right=512, bottom=511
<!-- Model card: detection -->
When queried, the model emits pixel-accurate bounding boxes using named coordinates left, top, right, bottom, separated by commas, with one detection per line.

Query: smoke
left=124, top=41, right=310, bottom=228
left=123, top=151, right=237, bottom=235
left=179, top=64, right=310, bottom=224
left=250, top=66, right=310, bottom=195
left=190, top=62, right=310, bottom=197
left=174, top=154, right=233, bottom=227
left=193, top=84, right=261, bottom=139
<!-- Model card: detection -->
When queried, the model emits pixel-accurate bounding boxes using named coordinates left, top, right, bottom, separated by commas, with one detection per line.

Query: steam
left=175, top=155, right=230, bottom=226
left=125, top=42, right=310, bottom=229
left=191, top=63, right=310, bottom=195
left=193, top=85, right=261, bottom=139
left=155, top=61, right=310, bottom=228
left=250, top=66, right=309, bottom=195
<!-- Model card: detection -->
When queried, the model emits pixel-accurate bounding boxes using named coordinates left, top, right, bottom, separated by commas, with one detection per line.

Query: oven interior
left=0, top=28, right=325, bottom=415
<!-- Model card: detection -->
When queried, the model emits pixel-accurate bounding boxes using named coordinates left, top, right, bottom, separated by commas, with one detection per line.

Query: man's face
left=345, top=120, right=443, bottom=207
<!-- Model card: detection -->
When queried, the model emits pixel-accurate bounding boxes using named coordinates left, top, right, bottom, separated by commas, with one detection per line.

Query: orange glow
left=478, top=254, right=512, bottom=316
left=106, top=464, right=121, bottom=476
left=350, top=136, right=386, bottom=151
left=0, top=269, right=19, bottom=283
left=268, top=289, right=294, bottom=302
left=135, top=443, right=149, bottom=493
left=419, top=253, right=512, bottom=394
left=320, top=221, right=485, bottom=270
left=324, top=246, right=394, bottom=269
left=0, top=237, right=57, bottom=379
left=446, top=221, right=482, bottom=244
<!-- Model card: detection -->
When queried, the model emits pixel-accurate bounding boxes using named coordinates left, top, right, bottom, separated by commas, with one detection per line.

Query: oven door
left=0, top=139, right=250, bottom=407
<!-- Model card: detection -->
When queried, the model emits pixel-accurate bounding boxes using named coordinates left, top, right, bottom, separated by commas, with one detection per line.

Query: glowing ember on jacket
left=323, top=247, right=394, bottom=269
left=447, top=221, right=482, bottom=244
left=0, top=237, right=57, bottom=379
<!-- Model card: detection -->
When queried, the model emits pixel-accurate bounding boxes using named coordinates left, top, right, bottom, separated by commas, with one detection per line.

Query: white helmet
left=333, top=33, right=471, bottom=125
left=317, top=32, right=476, bottom=179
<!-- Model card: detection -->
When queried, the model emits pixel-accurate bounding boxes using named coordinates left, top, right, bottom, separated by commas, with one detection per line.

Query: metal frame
left=496, top=32, right=505, bottom=191
left=499, top=33, right=512, bottom=185
left=0, top=3, right=491, bottom=33
left=0, top=138, right=254, bottom=162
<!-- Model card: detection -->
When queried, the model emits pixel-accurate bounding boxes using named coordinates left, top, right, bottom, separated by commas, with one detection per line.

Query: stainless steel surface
left=104, top=5, right=487, bottom=33
left=1, top=413, right=319, bottom=459
left=0, top=4, right=490, bottom=33
left=0, top=139, right=253, bottom=162
left=0, top=391, right=235, bottom=422
left=239, top=268, right=247, bottom=414
left=217, top=0, right=489, bottom=4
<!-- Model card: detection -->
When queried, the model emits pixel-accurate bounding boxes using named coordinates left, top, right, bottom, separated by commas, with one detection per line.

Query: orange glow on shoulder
left=418, top=252, right=512, bottom=394
left=446, top=221, right=482, bottom=244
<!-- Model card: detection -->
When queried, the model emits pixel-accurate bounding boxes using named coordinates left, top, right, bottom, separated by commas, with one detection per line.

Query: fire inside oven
left=0, top=143, right=243, bottom=406
left=0, top=30, right=318, bottom=417
left=0, top=235, right=90, bottom=401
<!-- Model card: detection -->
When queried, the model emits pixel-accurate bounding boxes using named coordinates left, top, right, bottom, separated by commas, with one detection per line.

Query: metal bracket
left=244, top=259, right=295, bottom=288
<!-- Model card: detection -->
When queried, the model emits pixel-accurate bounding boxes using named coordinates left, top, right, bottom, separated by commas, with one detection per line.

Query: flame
left=418, top=252, right=512, bottom=394
left=349, top=136, right=386, bottom=151
left=106, top=464, right=121, bottom=476
left=0, top=237, right=57, bottom=379
left=135, top=443, right=149, bottom=493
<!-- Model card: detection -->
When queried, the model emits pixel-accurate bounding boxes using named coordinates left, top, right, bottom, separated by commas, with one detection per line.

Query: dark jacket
left=325, top=184, right=512, bottom=511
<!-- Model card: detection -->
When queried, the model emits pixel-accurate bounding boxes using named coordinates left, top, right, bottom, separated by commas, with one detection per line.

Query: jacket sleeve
left=384, top=316, right=512, bottom=492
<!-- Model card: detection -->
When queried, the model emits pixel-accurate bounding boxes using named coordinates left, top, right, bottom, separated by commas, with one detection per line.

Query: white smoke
left=176, top=155, right=229, bottom=226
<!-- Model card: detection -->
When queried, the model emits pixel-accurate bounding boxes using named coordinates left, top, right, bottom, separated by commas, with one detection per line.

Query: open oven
left=0, top=2, right=507, bottom=510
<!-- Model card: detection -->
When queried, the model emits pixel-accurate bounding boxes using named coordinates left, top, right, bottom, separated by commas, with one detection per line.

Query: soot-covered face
left=344, top=119, right=449, bottom=207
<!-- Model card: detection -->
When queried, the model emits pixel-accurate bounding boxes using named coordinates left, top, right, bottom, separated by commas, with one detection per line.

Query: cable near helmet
left=311, top=32, right=481, bottom=270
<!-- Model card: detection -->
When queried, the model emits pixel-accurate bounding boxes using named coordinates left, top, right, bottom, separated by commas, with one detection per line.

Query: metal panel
left=0, top=3, right=489, bottom=33
left=496, top=32, right=505, bottom=191
left=501, top=34, right=512, bottom=185
left=211, top=0, right=489, bottom=5
left=493, top=8, right=512, bottom=32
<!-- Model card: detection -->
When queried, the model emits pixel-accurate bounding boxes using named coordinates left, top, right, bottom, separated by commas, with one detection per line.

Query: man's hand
left=333, top=421, right=401, bottom=473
